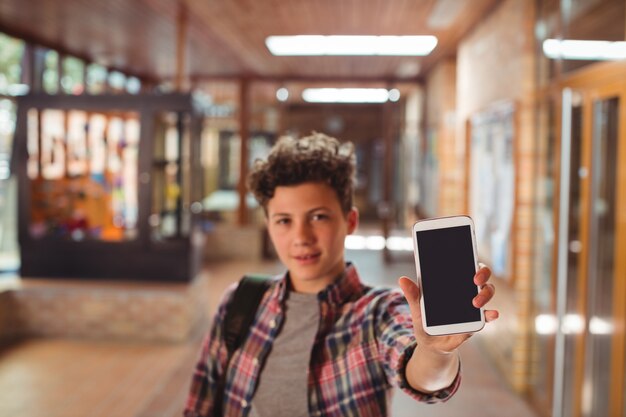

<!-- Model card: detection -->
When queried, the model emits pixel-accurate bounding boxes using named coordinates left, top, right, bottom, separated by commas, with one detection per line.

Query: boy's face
left=266, top=181, right=358, bottom=294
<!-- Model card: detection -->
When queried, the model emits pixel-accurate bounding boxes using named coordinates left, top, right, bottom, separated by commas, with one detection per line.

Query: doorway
left=553, top=62, right=626, bottom=417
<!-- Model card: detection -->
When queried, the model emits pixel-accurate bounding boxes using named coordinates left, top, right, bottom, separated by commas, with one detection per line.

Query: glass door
left=553, top=77, right=626, bottom=417
left=553, top=88, right=585, bottom=417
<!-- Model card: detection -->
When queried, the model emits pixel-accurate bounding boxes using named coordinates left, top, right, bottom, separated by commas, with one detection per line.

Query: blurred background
left=0, top=0, right=625, bottom=416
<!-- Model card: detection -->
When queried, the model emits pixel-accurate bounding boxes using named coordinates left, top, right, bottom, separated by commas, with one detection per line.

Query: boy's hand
left=398, top=264, right=499, bottom=354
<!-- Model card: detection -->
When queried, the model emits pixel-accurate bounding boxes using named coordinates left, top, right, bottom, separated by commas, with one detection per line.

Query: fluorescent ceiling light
left=302, top=88, right=399, bottom=103
left=266, top=35, right=437, bottom=56
left=345, top=235, right=413, bottom=251
left=276, top=87, right=289, bottom=102
left=388, top=88, right=400, bottom=102
left=543, top=39, right=626, bottom=61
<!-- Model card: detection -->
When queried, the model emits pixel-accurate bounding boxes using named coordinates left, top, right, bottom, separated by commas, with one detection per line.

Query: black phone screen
left=416, top=225, right=481, bottom=326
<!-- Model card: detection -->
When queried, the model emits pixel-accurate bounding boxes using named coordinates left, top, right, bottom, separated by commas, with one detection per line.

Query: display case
left=11, top=93, right=207, bottom=282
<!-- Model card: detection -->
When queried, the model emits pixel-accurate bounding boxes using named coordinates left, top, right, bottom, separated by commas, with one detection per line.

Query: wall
left=450, top=0, right=536, bottom=392
left=424, top=60, right=457, bottom=217
left=282, top=103, right=383, bottom=144
left=283, top=104, right=385, bottom=221
left=400, top=87, right=424, bottom=228
left=0, top=275, right=209, bottom=343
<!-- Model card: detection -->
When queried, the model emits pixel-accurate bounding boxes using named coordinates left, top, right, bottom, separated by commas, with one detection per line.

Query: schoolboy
left=184, top=132, right=498, bottom=417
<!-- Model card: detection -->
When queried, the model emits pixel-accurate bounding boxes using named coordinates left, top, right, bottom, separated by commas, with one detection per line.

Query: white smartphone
left=412, top=215, right=485, bottom=336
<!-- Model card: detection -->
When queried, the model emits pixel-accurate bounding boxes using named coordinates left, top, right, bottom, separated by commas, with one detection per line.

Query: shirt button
left=269, top=319, right=276, bottom=329
left=252, top=358, right=259, bottom=366
left=241, top=399, right=248, bottom=408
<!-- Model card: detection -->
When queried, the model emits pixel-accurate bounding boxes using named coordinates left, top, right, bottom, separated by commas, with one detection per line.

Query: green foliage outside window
left=62, top=56, right=85, bottom=95
left=0, top=33, right=25, bottom=96
left=87, top=63, right=107, bottom=94
left=43, top=50, right=59, bottom=94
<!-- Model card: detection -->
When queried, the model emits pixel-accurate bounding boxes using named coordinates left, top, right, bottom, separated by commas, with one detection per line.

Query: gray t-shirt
left=249, top=290, right=320, bottom=417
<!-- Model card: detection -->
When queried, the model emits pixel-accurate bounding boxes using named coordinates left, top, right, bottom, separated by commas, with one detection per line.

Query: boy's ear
left=347, top=207, right=359, bottom=234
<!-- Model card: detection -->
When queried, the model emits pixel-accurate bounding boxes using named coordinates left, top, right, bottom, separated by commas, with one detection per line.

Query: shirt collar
left=319, top=262, right=363, bottom=305
left=272, top=262, right=363, bottom=308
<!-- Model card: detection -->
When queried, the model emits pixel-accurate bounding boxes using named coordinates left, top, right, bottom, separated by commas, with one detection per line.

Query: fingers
left=473, top=283, right=495, bottom=308
left=485, top=310, right=499, bottom=322
left=473, top=264, right=495, bottom=308
left=473, top=266, right=500, bottom=323
left=474, top=264, right=499, bottom=322
left=473, top=264, right=492, bottom=286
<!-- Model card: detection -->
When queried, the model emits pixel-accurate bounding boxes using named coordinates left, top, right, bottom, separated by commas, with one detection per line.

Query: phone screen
left=416, top=225, right=481, bottom=326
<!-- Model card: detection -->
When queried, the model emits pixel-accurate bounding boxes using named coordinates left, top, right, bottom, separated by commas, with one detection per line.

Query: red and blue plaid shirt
left=184, top=263, right=460, bottom=417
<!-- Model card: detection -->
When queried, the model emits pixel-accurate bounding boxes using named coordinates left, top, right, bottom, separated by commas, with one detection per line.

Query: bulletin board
left=468, top=101, right=516, bottom=279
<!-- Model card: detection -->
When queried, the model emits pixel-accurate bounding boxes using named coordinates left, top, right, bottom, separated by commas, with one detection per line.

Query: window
left=27, top=108, right=140, bottom=241
left=62, top=56, right=85, bottom=95
left=108, top=71, right=126, bottom=94
left=0, top=32, right=25, bottom=96
left=86, top=63, right=107, bottom=95
left=43, top=49, right=59, bottom=94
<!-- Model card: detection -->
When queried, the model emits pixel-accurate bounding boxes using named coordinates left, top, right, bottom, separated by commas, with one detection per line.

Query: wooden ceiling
left=0, top=0, right=502, bottom=85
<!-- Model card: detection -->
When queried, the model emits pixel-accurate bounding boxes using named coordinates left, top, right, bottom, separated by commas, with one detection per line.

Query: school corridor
left=1, top=0, right=626, bottom=416
left=0, top=248, right=539, bottom=417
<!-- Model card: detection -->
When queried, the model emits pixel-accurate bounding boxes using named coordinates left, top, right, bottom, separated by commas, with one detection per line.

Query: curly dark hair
left=247, top=132, right=356, bottom=213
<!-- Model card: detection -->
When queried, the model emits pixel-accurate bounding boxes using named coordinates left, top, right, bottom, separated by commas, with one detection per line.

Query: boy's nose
left=293, top=222, right=315, bottom=245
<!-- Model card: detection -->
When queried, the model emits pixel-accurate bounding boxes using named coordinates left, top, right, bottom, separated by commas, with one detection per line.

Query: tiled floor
left=0, top=338, right=194, bottom=417
left=0, top=249, right=540, bottom=417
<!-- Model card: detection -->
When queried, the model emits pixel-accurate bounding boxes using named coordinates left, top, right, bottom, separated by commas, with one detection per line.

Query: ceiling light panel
left=302, top=88, right=398, bottom=103
left=543, top=39, right=626, bottom=61
left=266, top=35, right=438, bottom=56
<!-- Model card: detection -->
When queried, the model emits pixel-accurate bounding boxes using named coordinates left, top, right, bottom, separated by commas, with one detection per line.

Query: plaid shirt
left=184, top=263, right=460, bottom=417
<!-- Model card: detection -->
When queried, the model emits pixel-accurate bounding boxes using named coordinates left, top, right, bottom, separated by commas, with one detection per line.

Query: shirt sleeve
left=373, top=288, right=461, bottom=403
left=183, top=283, right=238, bottom=417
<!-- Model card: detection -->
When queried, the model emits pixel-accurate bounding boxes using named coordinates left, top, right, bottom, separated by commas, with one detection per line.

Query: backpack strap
left=216, top=274, right=271, bottom=416
left=223, top=274, right=273, bottom=354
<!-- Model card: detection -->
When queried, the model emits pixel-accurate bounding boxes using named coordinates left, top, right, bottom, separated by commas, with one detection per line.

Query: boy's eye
left=311, top=213, right=329, bottom=221
left=275, top=218, right=290, bottom=225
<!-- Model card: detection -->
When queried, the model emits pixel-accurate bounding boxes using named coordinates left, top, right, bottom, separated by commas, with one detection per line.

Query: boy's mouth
left=293, top=252, right=321, bottom=263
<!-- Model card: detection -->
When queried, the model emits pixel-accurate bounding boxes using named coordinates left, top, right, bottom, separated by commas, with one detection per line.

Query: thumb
left=399, top=276, right=427, bottom=337
left=398, top=276, right=421, bottom=308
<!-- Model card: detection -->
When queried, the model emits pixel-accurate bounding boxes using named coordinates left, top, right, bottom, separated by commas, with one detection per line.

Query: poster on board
left=469, top=101, right=515, bottom=279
